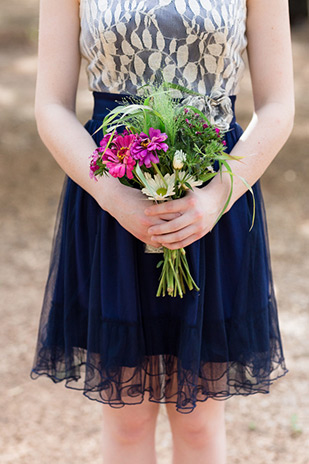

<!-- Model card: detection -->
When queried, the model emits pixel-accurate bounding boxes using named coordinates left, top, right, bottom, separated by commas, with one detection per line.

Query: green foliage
left=89, top=81, right=256, bottom=298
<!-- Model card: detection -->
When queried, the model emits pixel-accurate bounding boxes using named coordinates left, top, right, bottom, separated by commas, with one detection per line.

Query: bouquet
left=89, top=83, right=254, bottom=298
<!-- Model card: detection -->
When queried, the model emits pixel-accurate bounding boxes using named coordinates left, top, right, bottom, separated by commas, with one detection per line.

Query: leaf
left=119, top=176, right=134, bottom=187
left=213, top=160, right=234, bottom=226
left=135, top=163, right=157, bottom=198
left=199, top=171, right=217, bottom=182
left=102, top=103, right=166, bottom=136
left=163, top=82, right=202, bottom=96
left=212, top=167, right=256, bottom=231
left=184, top=105, right=211, bottom=126
left=183, top=181, right=193, bottom=191
left=237, top=175, right=256, bottom=231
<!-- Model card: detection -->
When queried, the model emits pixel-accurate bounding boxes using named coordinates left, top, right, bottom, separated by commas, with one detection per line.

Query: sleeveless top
left=79, top=0, right=248, bottom=96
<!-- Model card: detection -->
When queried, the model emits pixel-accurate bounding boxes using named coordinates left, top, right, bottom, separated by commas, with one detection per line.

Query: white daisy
left=141, top=172, right=176, bottom=201
left=177, top=171, right=203, bottom=190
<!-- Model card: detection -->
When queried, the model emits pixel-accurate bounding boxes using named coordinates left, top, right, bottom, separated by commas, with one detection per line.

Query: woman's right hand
left=94, top=179, right=180, bottom=246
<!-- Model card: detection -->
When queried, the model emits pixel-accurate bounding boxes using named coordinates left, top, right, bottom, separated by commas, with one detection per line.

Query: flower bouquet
left=89, top=83, right=254, bottom=298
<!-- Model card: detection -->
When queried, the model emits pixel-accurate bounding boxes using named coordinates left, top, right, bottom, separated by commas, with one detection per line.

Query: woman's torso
left=79, top=0, right=247, bottom=95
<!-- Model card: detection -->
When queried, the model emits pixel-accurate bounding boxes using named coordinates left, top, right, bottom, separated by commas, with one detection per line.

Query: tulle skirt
left=30, top=92, right=288, bottom=413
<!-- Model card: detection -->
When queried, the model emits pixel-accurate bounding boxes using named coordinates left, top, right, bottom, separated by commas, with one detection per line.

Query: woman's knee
left=166, top=399, right=225, bottom=448
left=102, top=398, right=160, bottom=445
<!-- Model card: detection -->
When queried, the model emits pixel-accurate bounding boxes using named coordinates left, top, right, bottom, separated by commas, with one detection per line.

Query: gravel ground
left=0, top=2, right=308, bottom=463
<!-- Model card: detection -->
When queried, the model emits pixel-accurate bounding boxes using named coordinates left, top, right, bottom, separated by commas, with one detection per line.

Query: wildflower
left=177, top=171, right=203, bottom=190
left=141, top=172, right=176, bottom=201
left=89, top=152, right=100, bottom=180
left=131, top=128, right=168, bottom=168
left=104, top=133, right=136, bottom=179
left=98, top=132, right=116, bottom=151
left=173, top=150, right=187, bottom=170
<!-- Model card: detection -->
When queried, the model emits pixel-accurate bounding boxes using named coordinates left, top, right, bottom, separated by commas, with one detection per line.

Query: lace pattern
left=79, top=0, right=248, bottom=95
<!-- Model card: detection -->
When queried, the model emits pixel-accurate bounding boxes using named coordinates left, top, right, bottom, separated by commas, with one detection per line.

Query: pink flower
left=97, top=132, right=117, bottom=152
left=185, top=118, right=193, bottom=128
left=104, top=133, right=136, bottom=179
left=215, top=128, right=220, bottom=135
left=202, top=123, right=208, bottom=129
left=89, top=152, right=100, bottom=180
left=131, top=128, right=168, bottom=168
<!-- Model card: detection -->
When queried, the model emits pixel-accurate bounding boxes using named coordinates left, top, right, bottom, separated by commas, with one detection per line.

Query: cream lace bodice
left=79, top=0, right=247, bottom=96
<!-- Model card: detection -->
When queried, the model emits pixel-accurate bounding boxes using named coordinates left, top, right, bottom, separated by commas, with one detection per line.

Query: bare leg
left=101, top=393, right=160, bottom=464
left=166, top=399, right=226, bottom=464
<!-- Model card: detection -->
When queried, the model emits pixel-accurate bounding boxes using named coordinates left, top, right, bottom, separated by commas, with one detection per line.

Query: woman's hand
left=145, top=180, right=230, bottom=249
left=97, top=180, right=181, bottom=246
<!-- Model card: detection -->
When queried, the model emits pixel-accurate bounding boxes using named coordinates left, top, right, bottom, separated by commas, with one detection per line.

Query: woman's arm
left=35, top=0, right=118, bottom=203
left=147, top=0, right=295, bottom=249
left=35, top=0, right=174, bottom=245
left=209, top=0, right=295, bottom=205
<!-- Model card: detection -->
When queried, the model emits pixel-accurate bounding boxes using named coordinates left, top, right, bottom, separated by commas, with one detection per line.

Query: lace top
left=79, top=0, right=247, bottom=96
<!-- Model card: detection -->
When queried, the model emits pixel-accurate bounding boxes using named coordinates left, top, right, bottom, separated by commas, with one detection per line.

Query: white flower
left=181, top=87, right=233, bottom=132
left=177, top=171, right=203, bottom=190
left=173, top=149, right=187, bottom=170
left=141, top=172, right=176, bottom=201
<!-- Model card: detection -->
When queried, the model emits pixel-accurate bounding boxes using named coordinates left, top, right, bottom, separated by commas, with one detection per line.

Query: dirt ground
left=0, top=2, right=308, bottom=463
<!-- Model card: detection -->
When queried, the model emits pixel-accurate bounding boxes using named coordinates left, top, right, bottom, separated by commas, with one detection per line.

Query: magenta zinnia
left=104, top=133, right=137, bottom=179
left=131, top=128, right=168, bottom=168
left=89, top=152, right=100, bottom=180
left=99, top=132, right=116, bottom=151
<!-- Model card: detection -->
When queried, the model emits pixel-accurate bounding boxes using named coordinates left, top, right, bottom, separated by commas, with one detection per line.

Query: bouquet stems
left=156, top=247, right=199, bottom=298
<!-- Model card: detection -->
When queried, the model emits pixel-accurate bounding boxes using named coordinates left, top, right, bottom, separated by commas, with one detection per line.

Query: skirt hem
left=30, top=359, right=288, bottom=414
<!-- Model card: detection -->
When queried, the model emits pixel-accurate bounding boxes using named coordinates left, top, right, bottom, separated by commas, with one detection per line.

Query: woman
left=31, top=0, right=294, bottom=462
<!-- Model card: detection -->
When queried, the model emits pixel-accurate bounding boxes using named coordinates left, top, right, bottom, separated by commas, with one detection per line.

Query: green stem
left=152, top=163, right=168, bottom=188
left=180, top=250, right=200, bottom=291
left=156, top=257, right=168, bottom=297
left=168, top=255, right=183, bottom=298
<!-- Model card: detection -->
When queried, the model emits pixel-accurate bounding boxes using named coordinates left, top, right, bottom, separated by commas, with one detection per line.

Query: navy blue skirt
left=30, top=92, right=288, bottom=413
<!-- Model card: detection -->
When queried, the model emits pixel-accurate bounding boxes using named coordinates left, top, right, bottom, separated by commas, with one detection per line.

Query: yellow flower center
left=141, top=138, right=151, bottom=148
left=117, top=146, right=129, bottom=160
left=156, top=187, right=167, bottom=196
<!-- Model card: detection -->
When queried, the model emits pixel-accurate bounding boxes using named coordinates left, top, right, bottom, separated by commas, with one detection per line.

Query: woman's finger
left=148, top=211, right=194, bottom=236
left=158, top=212, right=182, bottom=221
left=151, top=224, right=200, bottom=245
left=159, top=233, right=202, bottom=250
left=144, top=196, right=191, bottom=216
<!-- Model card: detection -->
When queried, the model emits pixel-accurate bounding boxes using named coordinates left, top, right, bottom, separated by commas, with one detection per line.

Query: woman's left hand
left=145, top=181, right=230, bottom=249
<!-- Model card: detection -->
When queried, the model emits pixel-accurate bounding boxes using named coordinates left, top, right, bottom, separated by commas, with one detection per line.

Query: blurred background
left=0, top=1, right=308, bottom=463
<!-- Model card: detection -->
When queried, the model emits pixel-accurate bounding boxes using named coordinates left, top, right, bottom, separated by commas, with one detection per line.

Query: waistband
left=91, top=91, right=237, bottom=125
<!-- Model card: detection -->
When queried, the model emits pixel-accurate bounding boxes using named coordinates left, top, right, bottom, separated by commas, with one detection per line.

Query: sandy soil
left=0, top=2, right=308, bottom=463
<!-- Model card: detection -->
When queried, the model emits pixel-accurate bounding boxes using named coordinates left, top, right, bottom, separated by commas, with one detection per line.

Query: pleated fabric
left=30, top=92, right=288, bottom=413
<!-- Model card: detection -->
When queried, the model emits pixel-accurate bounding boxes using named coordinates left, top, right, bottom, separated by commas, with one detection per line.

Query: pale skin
left=35, top=0, right=294, bottom=463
